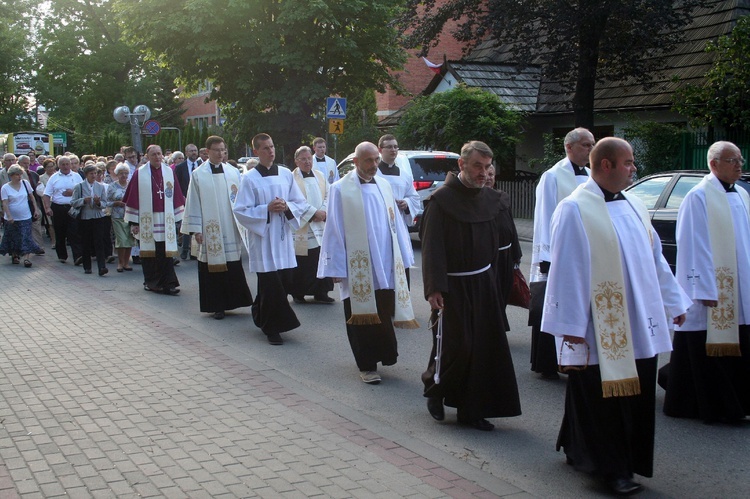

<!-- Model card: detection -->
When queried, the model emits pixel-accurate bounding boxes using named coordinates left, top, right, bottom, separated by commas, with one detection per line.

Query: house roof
left=419, top=0, right=750, bottom=116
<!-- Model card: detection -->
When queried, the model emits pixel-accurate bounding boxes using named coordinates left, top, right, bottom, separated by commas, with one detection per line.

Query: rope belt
left=498, top=243, right=512, bottom=251
left=446, top=263, right=491, bottom=277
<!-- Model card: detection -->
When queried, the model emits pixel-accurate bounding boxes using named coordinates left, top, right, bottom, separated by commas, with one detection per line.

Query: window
left=627, top=176, right=671, bottom=209
left=665, top=176, right=701, bottom=209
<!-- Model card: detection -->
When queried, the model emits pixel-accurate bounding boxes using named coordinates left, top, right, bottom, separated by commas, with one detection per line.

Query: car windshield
left=627, top=175, right=672, bottom=209
left=410, top=156, right=459, bottom=181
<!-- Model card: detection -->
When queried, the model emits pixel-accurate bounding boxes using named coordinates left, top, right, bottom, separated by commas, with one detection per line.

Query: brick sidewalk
left=0, top=262, right=528, bottom=498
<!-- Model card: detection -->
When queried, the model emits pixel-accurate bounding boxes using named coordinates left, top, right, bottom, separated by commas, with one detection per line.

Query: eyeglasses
left=719, top=157, right=745, bottom=166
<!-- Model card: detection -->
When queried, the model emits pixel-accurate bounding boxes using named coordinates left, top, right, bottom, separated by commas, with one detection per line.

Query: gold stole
left=554, top=161, right=578, bottom=204
left=340, top=171, right=419, bottom=329
left=135, top=165, right=178, bottom=258
left=193, top=165, right=239, bottom=272
left=572, top=187, right=653, bottom=397
left=702, top=177, right=748, bottom=356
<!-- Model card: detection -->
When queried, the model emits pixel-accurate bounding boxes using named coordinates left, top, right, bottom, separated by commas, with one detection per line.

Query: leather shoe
left=267, top=333, right=284, bottom=345
left=458, top=417, right=494, bottom=431
left=292, top=295, right=307, bottom=304
left=314, top=294, right=335, bottom=303
left=74, top=256, right=83, bottom=266
left=84, top=269, right=92, bottom=274
left=213, top=311, right=225, bottom=320
left=163, top=287, right=180, bottom=296
left=427, top=397, right=444, bottom=421
left=98, top=268, right=108, bottom=276
left=606, top=477, right=643, bottom=496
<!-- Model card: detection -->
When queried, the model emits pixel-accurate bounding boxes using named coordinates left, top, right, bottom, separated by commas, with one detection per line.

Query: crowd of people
left=1, top=129, right=747, bottom=497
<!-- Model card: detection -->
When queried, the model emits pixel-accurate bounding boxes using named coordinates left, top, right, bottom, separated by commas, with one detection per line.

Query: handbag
left=22, top=181, right=38, bottom=220
left=507, top=266, right=531, bottom=309
left=68, top=184, right=83, bottom=219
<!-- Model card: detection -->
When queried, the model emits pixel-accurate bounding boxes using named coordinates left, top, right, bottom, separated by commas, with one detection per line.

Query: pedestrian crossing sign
left=326, top=97, right=347, bottom=119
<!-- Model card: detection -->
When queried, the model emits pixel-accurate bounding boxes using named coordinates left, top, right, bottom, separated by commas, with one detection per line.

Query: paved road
left=0, top=234, right=747, bottom=498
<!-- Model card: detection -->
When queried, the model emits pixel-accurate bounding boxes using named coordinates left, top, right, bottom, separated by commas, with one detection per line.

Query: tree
left=33, top=0, right=182, bottom=152
left=0, top=0, right=34, bottom=131
left=116, top=0, right=406, bottom=156
left=396, top=84, right=523, bottom=177
left=673, top=15, right=750, bottom=132
left=400, top=0, right=705, bottom=129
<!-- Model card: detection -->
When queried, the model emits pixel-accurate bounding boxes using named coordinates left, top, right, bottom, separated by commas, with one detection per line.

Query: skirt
left=111, top=218, right=135, bottom=248
left=0, top=219, right=40, bottom=256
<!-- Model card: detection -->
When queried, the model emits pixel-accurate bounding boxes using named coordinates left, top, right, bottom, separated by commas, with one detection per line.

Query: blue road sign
left=143, top=120, right=161, bottom=135
left=326, top=97, right=347, bottom=119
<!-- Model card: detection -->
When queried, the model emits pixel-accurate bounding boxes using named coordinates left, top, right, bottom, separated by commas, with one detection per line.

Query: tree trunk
left=572, top=1, right=610, bottom=129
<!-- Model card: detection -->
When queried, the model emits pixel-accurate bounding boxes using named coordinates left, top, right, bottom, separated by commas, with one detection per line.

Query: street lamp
left=113, top=105, right=151, bottom=154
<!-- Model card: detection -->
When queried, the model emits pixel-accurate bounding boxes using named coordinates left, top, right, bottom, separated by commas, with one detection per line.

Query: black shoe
left=427, top=397, right=444, bottom=421
left=163, top=287, right=180, bottom=295
left=74, top=256, right=83, bottom=266
left=213, top=311, right=225, bottom=320
left=106, top=256, right=116, bottom=263
left=34, top=249, right=45, bottom=255
left=132, top=256, right=141, bottom=264
left=172, top=258, right=180, bottom=266
left=98, top=268, right=108, bottom=276
left=84, top=269, right=92, bottom=274
left=458, top=417, right=494, bottom=431
left=267, top=333, right=284, bottom=345
left=144, top=285, right=162, bottom=293
left=292, top=295, right=307, bottom=304
left=314, top=294, right=335, bottom=303
left=180, top=252, right=189, bottom=260
left=606, top=477, right=643, bottom=496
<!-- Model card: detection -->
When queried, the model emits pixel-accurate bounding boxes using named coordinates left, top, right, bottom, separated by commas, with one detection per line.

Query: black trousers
left=79, top=217, right=108, bottom=271
left=51, top=203, right=81, bottom=261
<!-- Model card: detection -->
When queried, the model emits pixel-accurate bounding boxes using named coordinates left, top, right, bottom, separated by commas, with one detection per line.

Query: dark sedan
left=625, top=170, right=750, bottom=271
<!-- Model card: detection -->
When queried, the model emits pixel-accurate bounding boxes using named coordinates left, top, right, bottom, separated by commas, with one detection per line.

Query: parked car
left=337, top=150, right=460, bottom=233
left=625, top=170, right=750, bottom=271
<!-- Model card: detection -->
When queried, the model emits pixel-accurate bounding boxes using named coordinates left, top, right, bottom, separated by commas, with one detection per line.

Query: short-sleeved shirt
left=1, top=180, right=33, bottom=221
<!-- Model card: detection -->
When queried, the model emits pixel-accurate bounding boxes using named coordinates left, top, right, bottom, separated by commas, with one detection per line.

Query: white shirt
left=313, top=155, right=339, bottom=184
left=232, top=165, right=306, bottom=272
left=541, top=179, right=691, bottom=365
left=44, top=171, right=82, bottom=205
left=1, top=180, right=33, bottom=220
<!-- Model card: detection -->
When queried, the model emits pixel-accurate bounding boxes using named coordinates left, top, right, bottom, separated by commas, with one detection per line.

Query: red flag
left=422, top=57, right=443, bottom=74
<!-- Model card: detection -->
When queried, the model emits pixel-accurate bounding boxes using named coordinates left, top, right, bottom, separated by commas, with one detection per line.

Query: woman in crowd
left=0, top=165, right=41, bottom=267
left=103, top=160, right=118, bottom=184
left=70, top=164, right=109, bottom=275
left=106, top=163, right=134, bottom=272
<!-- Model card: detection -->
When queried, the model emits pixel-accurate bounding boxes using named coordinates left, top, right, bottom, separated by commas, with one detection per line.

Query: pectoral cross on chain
left=156, top=187, right=164, bottom=200
left=687, top=269, right=700, bottom=286
left=647, top=317, right=659, bottom=337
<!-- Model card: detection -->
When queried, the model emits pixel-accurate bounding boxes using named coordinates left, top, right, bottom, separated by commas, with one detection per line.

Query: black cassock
left=420, top=173, right=521, bottom=421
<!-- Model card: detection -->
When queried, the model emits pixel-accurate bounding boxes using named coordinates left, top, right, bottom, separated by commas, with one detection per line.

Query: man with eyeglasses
left=663, top=140, right=750, bottom=424
left=121, top=146, right=139, bottom=180
left=181, top=136, right=253, bottom=320
left=123, top=144, right=186, bottom=295
left=312, top=137, right=339, bottom=184
left=530, top=127, right=596, bottom=380
left=233, top=133, right=306, bottom=345
left=542, top=137, right=690, bottom=496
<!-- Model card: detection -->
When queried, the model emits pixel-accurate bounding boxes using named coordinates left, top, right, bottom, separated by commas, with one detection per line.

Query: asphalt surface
left=0, top=220, right=748, bottom=498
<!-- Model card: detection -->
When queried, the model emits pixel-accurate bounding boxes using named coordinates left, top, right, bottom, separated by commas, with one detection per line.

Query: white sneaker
left=360, top=371, right=381, bottom=384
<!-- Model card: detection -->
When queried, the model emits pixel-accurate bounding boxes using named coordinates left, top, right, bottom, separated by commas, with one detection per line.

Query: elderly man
left=318, top=142, right=419, bottom=384
left=420, top=141, right=521, bottom=431
left=43, top=156, right=83, bottom=263
left=175, top=143, right=201, bottom=260
left=181, top=136, right=253, bottom=319
left=663, top=141, right=750, bottom=424
left=233, top=133, right=306, bottom=345
left=530, top=127, right=596, bottom=379
left=290, top=145, right=334, bottom=304
left=541, top=137, right=691, bottom=496
left=123, top=144, right=186, bottom=295
left=312, top=137, right=339, bottom=184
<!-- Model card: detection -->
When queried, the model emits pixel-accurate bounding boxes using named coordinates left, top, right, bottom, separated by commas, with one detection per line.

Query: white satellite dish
left=133, top=105, right=151, bottom=121
left=113, top=106, right=130, bottom=124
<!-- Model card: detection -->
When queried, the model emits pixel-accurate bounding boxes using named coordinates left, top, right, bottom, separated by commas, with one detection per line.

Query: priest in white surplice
left=541, top=137, right=691, bottom=496
left=233, top=133, right=306, bottom=345
left=530, top=127, right=594, bottom=379
left=663, top=140, right=750, bottom=423
left=290, top=146, right=334, bottom=304
left=317, top=142, right=419, bottom=385
left=181, top=136, right=253, bottom=320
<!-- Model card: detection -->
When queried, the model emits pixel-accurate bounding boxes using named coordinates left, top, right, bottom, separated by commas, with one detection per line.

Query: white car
left=337, top=150, right=460, bottom=233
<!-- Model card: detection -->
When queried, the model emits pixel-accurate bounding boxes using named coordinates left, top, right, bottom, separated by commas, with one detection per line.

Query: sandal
left=123, top=266, right=133, bottom=271
left=12, top=256, right=20, bottom=264
left=23, top=259, right=32, bottom=268
left=117, top=267, right=124, bottom=272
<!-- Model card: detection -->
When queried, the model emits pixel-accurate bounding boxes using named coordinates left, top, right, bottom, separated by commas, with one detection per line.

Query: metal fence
left=498, top=179, right=538, bottom=219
